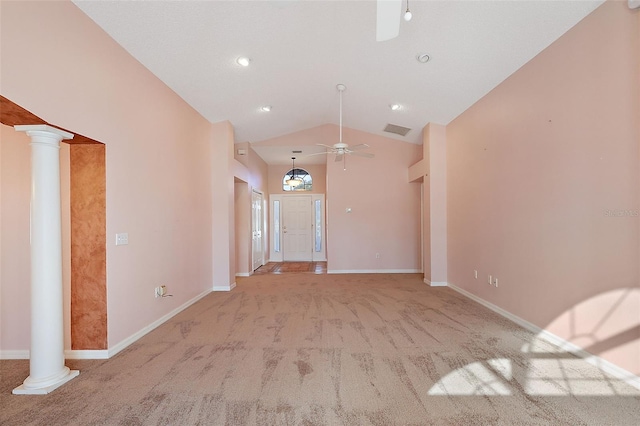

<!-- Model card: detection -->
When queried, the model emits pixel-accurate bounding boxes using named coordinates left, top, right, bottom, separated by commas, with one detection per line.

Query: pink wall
left=327, top=127, right=422, bottom=272
left=1, top=1, right=214, bottom=349
left=234, top=182, right=251, bottom=275
left=447, top=1, right=639, bottom=374
left=234, top=142, right=251, bottom=168
left=0, top=126, right=33, bottom=353
left=234, top=142, right=269, bottom=193
left=247, top=146, right=269, bottom=194
left=424, top=124, right=447, bottom=285
left=211, top=121, right=235, bottom=288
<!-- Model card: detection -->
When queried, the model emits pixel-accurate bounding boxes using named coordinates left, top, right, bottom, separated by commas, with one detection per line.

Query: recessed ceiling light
left=260, top=105, right=272, bottom=112
left=390, top=104, right=401, bottom=111
left=236, top=56, right=250, bottom=67
left=416, top=53, right=430, bottom=63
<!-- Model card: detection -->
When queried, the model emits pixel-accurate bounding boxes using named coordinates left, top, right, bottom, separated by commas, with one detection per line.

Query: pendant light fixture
left=404, top=0, right=413, bottom=21
left=286, top=157, right=303, bottom=187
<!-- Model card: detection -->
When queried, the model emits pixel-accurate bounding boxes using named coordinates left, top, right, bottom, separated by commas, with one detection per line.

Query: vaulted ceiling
left=73, top=0, right=603, bottom=164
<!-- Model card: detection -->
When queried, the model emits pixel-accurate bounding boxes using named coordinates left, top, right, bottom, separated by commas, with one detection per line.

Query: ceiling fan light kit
left=308, top=83, right=375, bottom=169
left=376, top=0, right=412, bottom=41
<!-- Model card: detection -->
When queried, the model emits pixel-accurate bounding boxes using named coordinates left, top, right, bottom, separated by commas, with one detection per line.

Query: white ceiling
left=252, top=144, right=329, bottom=166
left=73, top=0, right=603, bottom=164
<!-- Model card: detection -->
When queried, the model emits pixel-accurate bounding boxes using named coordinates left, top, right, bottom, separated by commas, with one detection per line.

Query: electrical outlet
left=375, top=253, right=380, bottom=259
left=474, top=270, right=478, bottom=279
left=493, top=278, right=499, bottom=287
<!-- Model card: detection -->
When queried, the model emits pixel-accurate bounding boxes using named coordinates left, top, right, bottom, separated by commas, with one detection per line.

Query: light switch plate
left=115, top=233, right=129, bottom=246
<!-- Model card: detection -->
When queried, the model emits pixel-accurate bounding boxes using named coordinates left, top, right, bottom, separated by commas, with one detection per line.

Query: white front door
left=251, top=190, right=264, bottom=271
left=282, top=195, right=312, bottom=261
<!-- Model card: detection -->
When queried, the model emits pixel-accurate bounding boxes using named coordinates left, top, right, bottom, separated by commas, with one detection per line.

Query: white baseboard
left=327, top=269, right=421, bottom=274
left=213, top=281, right=237, bottom=292
left=235, top=272, right=250, bottom=277
left=2, top=288, right=214, bottom=361
left=65, top=350, right=109, bottom=360
left=424, top=278, right=447, bottom=287
left=447, top=282, right=640, bottom=391
left=108, top=288, right=211, bottom=358
left=0, top=350, right=29, bottom=360
left=2, top=349, right=110, bottom=360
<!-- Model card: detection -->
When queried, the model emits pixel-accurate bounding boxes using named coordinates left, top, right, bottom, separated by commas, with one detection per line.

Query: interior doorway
left=282, top=195, right=313, bottom=261
left=251, top=190, right=265, bottom=271
left=270, top=194, right=326, bottom=262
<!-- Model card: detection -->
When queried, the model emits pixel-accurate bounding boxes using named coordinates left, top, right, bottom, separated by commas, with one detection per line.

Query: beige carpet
left=1, top=273, right=639, bottom=425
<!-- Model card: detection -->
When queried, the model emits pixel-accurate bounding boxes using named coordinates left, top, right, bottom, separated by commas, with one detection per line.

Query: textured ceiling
left=73, top=0, right=603, bottom=158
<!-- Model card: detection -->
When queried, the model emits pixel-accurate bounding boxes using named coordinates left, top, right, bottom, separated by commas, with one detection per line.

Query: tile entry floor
left=254, top=261, right=327, bottom=274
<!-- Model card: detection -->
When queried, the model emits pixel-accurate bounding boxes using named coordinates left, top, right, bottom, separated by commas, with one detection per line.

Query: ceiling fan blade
left=350, top=151, right=375, bottom=159
left=316, top=143, right=334, bottom=149
left=348, top=143, right=370, bottom=151
left=376, top=0, right=402, bottom=42
left=305, top=151, right=331, bottom=157
left=335, top=153, right=344, bottom=162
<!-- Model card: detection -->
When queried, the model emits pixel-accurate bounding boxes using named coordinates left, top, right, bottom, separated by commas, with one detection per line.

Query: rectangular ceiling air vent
left=292, top=150, right=302, bottom=153
left=383, top=123, right=411, bottom=137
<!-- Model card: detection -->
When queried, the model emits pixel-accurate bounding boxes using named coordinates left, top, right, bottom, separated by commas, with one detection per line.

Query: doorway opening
left=251, top=190, right=265, bottom=271
left=269, top=194, right=326, bottom=263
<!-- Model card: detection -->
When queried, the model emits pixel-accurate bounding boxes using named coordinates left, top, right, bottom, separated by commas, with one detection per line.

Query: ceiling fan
left=312, top=84, right=375, bottom=167
left=377, top=0, right=412, bottom=42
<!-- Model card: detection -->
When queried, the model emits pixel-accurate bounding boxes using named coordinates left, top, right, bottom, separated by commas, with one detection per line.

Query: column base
left=12, top=369, right=79, bottom=395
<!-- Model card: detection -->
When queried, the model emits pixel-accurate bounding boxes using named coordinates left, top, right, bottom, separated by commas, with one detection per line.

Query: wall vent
left=383, top=123, right=411, bottom=137
left=292, top=150, right=302, bottom=153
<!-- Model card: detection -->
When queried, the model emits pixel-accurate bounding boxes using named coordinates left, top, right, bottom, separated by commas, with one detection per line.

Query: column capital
left=14, top=124, right=74, bottom=141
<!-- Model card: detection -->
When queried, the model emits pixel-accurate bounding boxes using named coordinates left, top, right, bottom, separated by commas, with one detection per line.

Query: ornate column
left=13, top=125, right=79, bottom=394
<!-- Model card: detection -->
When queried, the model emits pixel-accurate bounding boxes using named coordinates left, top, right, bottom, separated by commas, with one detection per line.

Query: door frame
left=251, top=189, right=266, bottom=271
left=269, top=193, right=326, bottom=262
